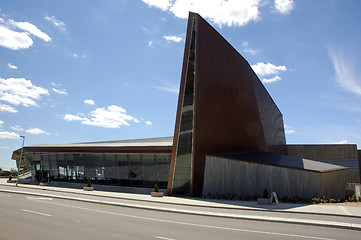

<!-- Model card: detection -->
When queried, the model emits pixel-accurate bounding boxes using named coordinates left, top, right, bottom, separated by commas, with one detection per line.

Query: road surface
left=0, top=191, right=360, bottom=240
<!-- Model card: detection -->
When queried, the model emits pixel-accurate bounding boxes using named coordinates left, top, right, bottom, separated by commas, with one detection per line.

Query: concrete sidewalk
left=1, top=178, right=361, bottom=231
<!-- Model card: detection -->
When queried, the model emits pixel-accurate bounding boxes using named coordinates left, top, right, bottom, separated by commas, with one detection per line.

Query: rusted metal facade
left=167, top=13, right=287, bottom=196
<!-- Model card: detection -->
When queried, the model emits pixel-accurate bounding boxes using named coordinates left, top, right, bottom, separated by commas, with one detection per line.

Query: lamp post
left=16, top=135, right=25, bottom=187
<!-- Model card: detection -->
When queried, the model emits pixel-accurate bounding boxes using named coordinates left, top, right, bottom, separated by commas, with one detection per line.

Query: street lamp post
left=16, top=135, right=25, bottom=187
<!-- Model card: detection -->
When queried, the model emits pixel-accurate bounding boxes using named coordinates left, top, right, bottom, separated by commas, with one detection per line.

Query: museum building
left=12, top=13, right=361, bottom=200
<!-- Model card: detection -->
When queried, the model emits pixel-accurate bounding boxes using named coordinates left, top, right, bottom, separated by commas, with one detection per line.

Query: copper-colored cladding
left=168, top=13, right=287, bottom=197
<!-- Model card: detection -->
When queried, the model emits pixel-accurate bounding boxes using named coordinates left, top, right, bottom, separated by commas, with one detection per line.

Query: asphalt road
left=0, top=191, right=360, bottom=240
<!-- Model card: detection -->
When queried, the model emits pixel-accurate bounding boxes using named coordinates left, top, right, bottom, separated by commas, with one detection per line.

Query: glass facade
left=172, top=18, right=196, bottom=194
left=28, top=152, right=171, bottom=189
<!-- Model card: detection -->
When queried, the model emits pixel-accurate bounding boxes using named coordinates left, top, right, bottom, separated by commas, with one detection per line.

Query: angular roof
left=12, top=137, right=173, bottom=159
left=32, top=136, right=173, bottom=148
left=210, top=151, right=348, bottom=173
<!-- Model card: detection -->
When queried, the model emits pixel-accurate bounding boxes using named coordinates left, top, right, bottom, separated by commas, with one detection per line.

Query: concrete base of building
left=151, top=191, right=164, bottom=197
left=257, top=198, right=271, bottom=205
left=29, top=180, right=165, bottom=195
left=83, top=186, right=94, bottom=191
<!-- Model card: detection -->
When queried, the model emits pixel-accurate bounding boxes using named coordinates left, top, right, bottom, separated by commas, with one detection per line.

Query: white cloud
left=285, top=129, right=295, bottom=134
left=328, top=47, right=361, bottom=96
left=11, top=125, right=23, bottom=131
left=0, top=25, right=33, bottom=50
left=251, top=62, right=287, bottom=84
left=163, top=35, right=183, bottom=43
left=133, top=118, right=140, bottom=123
left=0, top=103, right=18, bottom=113
left=0, top=77, right=49, bottom=107
left=262, top=75, right=282, bottom=83
left=244, top=48, right=258, bottom=55
left=284, top=124, right=295, bottom=134
left=0, top=120, right=3, bottom=127
left=242, top=41, right=259, bottom=55
left=148, top=41, right=153, bottom=46
left=145, top=120, right=152, bottom=126
left=64, top=105, right=135, bottom=128
left=274, top=0, right=295, bottom=14
left=26, top=128, right=49, bottom=135
left=45, top=16, right=66, bottom=31
left=7, top=63, right=17, bottom=69
left=72, top=53, right=86, bottom=58
left=84, top=99, right=95, bottom=105
left=242, top=41, right=249, bottom=47
left=142, top=0, right=172, bottom=11
left=251, top=62, right=287, bottom=76
left=332, top=140, right=348, bottom=144
left=153, top=81, right=179, bottom=93
left=11, top=21, right=51, bottom=42
left=51, top=82, right=61, bottom=87
left=142, top=0, right=262, bottom=27
left=52, top=88, right=67, bottom=95
left=0, top=16, right=51, bottom=50
left=0, top=131, right=19, bottom=139
left=64, top=114, right=84, bottom=121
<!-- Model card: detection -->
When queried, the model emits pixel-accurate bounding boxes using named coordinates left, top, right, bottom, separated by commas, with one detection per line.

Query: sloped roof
left=12, top=137, right=173, bottom=159
left=210, top=151, right=348, bottom=173
left=32, top=136, right=173, bottom=148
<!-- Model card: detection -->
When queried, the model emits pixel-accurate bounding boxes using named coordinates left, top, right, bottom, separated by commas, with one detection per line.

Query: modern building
left=12, top=137, right=173, bottom=189
left=12, top=13, right=359, bottom=200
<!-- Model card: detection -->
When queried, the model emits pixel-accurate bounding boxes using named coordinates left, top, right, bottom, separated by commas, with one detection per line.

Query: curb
left=1, top=187, right=361, bottom=231
left=1, top=183, right=360, bottom=220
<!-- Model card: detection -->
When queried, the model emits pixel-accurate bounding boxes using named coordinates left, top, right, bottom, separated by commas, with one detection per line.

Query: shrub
left=312, top=197, right=321, bottom=204
left=86, top=179, right=92, bottom=187
left=349, top=195, right=357, bottom=202
left=263, top=188, right=268, bottom=198
left=154, top=184, right=159, bottom=192
left=281, top=196, right=288, bottom=203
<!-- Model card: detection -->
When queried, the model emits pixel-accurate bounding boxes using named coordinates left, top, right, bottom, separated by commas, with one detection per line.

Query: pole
left=16, top=135, right=25, bottom=187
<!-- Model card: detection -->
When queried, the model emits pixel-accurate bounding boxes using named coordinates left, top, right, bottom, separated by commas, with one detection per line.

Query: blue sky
left=1, top=0, right=360, bottom=170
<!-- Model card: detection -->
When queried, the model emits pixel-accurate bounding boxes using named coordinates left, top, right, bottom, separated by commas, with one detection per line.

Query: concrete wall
left=287, top=144, right=360, bottom=183
left=320, top=170, right=348, bottom=199
left=202, top=156, right=347, bottom=200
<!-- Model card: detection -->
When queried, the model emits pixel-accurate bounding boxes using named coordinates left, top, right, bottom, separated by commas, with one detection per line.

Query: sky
left=1, top=0, right=361, bottom=170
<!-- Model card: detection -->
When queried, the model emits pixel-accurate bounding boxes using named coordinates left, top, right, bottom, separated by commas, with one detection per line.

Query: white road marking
left=31, top=199, right=335, bottom=240
left=156, top=237, right=175, bottom=240
left=21, top=209, right=51, bottom=217
left=27, top=196, right=53, bottom=201
left=339, top=206, right=352, bottom=215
